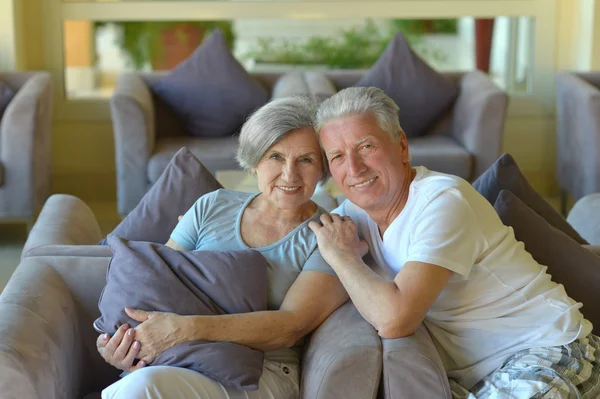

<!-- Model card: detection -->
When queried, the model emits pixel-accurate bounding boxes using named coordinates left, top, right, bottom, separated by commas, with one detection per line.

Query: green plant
left=95, top=21, right=235, bottom=70
left=242, top=19, right=448, bottom=69
left=392, top=19, right=458, bottom=35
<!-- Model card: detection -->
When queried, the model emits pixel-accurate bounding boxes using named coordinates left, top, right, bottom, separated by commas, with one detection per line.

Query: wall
left=2, top=0, right=599, bottom=203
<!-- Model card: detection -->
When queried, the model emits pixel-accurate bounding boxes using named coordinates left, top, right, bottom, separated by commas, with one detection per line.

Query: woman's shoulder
left=197, top=188, right=254, bottom=204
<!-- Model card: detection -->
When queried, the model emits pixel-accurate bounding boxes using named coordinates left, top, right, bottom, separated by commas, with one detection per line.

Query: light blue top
left=170, top=189, right=335, bottom=363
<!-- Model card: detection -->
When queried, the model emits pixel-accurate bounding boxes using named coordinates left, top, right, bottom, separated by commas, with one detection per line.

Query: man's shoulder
left=331, top=199, right=369, bottom=220
left=413, top=167, right=472, bottom=203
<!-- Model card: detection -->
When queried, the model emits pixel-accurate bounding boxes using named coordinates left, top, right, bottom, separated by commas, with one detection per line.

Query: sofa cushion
left=272, top=72, right=337, bottom=101
left=409, top=135, right=472, bottom=180
left=567, top=193, right=600, bottom=245
left=151, top=29, right=269, bottom=138
left=0, top=81, right=14, bottom=120
left=493, top=190, right=600, bottom=334
left=473, top=153, right=588, bottom=244
left=95, top=236, right=268, bottom=390
left=102, top=147, right=223, bottom=245
left=148, top=137, right=240, bottom=182
left=355, top=32, right=458, bottom=138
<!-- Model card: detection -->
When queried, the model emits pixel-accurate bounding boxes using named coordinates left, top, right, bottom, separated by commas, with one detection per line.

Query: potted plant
left=95, top=21, right=235, bottom=70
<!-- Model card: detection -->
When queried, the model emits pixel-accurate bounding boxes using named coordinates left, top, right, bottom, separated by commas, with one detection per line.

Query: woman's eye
left=270, top=154, right=282, bottom=160
left=362, top=144, right=373, bottom=150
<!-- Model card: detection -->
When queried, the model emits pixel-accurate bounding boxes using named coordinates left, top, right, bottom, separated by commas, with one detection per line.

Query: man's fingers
left=319, top=213, right=333, bottom=224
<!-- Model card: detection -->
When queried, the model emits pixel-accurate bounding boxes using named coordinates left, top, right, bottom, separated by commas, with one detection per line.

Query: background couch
left=111, top=70, right=507, bottom=216
left=555, top=71, right=600, bottom=214
left=0, top=72, right=53, bottom=227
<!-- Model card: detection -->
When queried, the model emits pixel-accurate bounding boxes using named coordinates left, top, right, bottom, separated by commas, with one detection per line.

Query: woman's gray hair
left=314, top=87, right=403, bottom=142
left=236, top=96, right=328, bottom=182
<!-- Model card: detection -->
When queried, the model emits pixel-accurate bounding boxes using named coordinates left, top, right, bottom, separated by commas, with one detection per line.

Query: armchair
left=0, top=72, right=53, bottom=226
left=555, top=72, right=600, bottom=214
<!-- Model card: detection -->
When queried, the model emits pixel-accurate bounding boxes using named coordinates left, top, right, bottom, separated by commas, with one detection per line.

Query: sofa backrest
left=137, top=70, right=466, bottom=140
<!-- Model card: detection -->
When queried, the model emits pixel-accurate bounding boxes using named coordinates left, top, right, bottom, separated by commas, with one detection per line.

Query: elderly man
left=309, top=87, right=600, bottom=398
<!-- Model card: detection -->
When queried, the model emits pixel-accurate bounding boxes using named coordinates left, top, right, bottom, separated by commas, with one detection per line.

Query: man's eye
left=300, top=157, right=314, bottom=163
left=330, top=155, right=341, bottom=162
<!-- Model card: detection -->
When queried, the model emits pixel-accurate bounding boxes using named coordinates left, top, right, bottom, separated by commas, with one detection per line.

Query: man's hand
left=96, top=323, right=146, bottom=372
left=125, top=308, right=186, bottom=363
left=308, top=213, right=369, bottom=269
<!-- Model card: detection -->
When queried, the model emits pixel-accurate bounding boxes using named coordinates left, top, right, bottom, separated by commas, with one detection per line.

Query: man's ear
left=398, top=130, right=410, bottom=162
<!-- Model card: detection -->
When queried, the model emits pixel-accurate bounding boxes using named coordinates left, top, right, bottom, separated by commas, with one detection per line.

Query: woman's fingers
left=103, top=324, right=129, bottom=358
left=113, top=327, right=136, bottom=363
left=121, top=340, right=142, bottom=370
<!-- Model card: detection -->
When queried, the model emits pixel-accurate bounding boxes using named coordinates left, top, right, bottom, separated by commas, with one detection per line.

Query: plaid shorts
left=450, top=334, right=600, bottom=399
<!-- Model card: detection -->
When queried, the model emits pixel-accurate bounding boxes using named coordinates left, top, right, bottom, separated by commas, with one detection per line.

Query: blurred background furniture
left=111, top=70, right=507, bottom=216
left=0, top=72, right=53, bottom=228
left=555, top=71, right=600, bottom=214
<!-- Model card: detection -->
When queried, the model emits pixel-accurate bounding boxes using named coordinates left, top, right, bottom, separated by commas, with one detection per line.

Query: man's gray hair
left=315, top=87, right=403, bottom=142
left=236, top=96, right=328, bottom=182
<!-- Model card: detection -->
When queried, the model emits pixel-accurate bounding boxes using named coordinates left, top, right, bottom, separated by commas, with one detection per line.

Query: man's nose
left=347, top=153, right=366, bottom=176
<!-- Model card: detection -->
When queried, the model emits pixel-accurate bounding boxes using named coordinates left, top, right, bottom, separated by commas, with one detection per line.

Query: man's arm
left=327, top=258, right=452, bottom=338
left=127, top=271, right=349, bottom=362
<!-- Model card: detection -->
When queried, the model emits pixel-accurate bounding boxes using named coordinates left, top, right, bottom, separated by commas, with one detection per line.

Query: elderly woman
left=97, top=96, right=350, bottom=398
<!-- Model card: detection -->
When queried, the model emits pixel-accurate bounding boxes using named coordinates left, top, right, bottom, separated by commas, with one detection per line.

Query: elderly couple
left=98, top=87, right=600, bottom=399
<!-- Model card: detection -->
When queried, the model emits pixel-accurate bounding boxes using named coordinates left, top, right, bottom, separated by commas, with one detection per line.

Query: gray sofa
left=555, top=72, right=600, bottom=214
left=0, top=72, right=53, bottom=226
left=0, top=193, right=452, bottom=399
left=111, top=70, right=507, bottom=216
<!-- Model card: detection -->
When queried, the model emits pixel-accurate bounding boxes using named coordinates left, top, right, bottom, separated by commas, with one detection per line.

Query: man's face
left=320, top=113, right=410, bottom=212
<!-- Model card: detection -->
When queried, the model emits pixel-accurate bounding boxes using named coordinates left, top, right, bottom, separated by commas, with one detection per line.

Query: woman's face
left=253, top=127, right=323, bottom=212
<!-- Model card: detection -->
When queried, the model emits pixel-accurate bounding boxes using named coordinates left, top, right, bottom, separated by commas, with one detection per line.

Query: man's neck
left=369, top=167, right=416, bottom=236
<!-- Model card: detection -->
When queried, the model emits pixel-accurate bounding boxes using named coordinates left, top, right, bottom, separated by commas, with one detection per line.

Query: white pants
left=101, top=360, right=300, bottom=399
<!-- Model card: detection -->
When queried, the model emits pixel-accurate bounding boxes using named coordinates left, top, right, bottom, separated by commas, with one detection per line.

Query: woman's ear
left=249, top=168, right=257, bottom=175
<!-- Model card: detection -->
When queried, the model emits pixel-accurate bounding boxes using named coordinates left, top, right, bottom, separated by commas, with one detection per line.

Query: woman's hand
left=125, top=308, right=187, bottom=363
left=308, top=213, right=369, bottom=269
left=96, top=323, right=147, bottom=372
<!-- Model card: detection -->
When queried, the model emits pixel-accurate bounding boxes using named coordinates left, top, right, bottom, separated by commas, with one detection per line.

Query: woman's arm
left=127, top=271, right=349, bottom=362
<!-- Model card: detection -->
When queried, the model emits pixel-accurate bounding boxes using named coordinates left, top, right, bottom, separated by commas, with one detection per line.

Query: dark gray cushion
left=151, top=29, right=269, bottom=138
left=95, top=236, right=268, bottom=390
left=0, top=81, right=14, bottom=120
left=272, top=72, right=337, bottom=101
left=473, top=153, right=588, bottom=244
left=355, top=32, right=458, bottom=138
left=494, top=190, right=600, bottom=334
left=101, top=147, right=223, bottom=245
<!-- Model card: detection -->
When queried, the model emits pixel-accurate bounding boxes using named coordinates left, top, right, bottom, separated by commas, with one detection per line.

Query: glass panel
left=63, top=17, right=533, bottom=99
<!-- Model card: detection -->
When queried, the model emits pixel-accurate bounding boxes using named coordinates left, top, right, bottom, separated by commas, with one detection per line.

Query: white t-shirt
left=334, top=166, right=592, bottom=390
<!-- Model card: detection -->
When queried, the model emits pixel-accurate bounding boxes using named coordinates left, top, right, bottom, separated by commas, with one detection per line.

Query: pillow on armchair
left=0, top=81, right=14, bottom=120
left=94, top=236, right=269, bottom=390
left=494, top=190, right=600, bottom=334
left=355, top=32, right=458, bottom=138
left=473, top=153, right=588, bottom=244
left=100, top=147, right=223, bottom=245
left=152, top=29, right=269, bottom=138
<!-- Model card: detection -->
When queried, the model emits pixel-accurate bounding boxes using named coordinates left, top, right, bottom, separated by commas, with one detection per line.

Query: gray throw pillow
left=494, top=190, right=599, bottom=334
left=95, top=236, right=269, bottom=390
left=355, top=32, right=458, bottom=138
left=473, top=153, right=588, bottom=244
left=0, top=81, right=15, bottom=120
left=272, top=72, right=337, bottom=102
left=151, top=29, right=269, bottom=138
left=100, top=147, right=223, bottom=245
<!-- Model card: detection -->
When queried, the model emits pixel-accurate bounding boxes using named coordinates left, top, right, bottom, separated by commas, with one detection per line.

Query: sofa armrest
left=301, top=301, right=381, bottom=399
left=0, top=72, right=52, bottom=218
left=21, top=194, right=103, bottom=259
left=555, top=72, right=600, bottom=199
left=110, top=73, right=156, bottom=216
left=0, top=258, right=86, bottom=399
left=451, top=71, right=508, bottom=181
left=380, top=324, right=451, bottom=399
